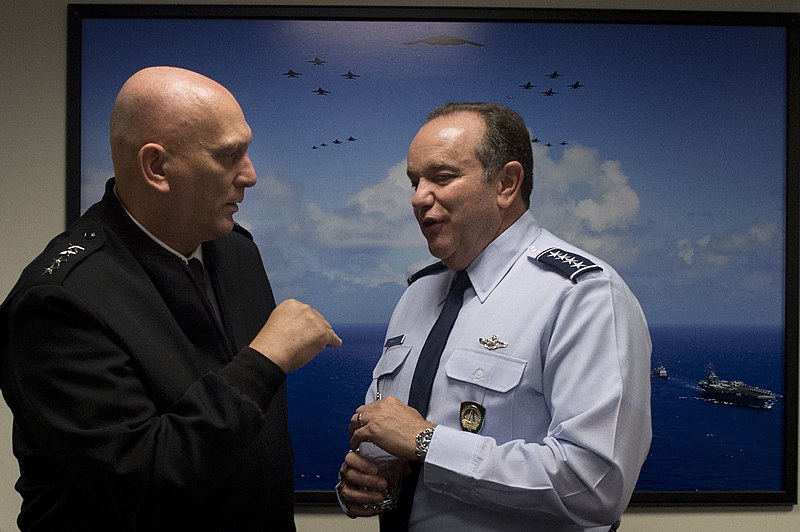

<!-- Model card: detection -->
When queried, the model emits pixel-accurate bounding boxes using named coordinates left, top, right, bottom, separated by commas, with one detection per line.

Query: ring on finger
left=357, top=411, right=365, bottom=426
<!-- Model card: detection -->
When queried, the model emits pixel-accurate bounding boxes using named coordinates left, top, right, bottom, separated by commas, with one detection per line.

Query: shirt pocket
left=444, top=347, right=527, bottom=436
left=372, top=345, right=413, bottom=398
left=445, top=347, right=527, bottom=392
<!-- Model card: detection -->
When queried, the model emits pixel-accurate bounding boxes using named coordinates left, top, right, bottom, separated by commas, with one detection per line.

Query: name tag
left=384, top=334, right=405, bottom=348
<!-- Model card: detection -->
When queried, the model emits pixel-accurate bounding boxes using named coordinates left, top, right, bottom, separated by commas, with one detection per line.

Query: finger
left=328, top=330, right=343, bottom=347
left=339, top=480, right=385, bottom=519
left=337, top=481, right=379, bottom=519
left=345, top=501, right=381, bottom=518
left=349, top=408, right=370, bottom=437
left=344, top=449, right=381, bottom=479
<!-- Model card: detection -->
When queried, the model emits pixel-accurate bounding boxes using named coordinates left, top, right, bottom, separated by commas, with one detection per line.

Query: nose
left=411, top=179, right=434, bottom=212
left=236, top=154, right=257, bottom=188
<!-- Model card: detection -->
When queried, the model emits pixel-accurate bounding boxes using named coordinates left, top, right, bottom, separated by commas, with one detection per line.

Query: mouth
left=419, top=217, right=444, bottom=235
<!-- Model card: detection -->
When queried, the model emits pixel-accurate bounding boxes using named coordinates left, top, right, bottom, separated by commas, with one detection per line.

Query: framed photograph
left=67, top=4, right=799, bottom=506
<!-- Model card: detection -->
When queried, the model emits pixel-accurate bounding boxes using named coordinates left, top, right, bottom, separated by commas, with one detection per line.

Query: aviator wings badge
left=479, top=335, right=508, bottom=350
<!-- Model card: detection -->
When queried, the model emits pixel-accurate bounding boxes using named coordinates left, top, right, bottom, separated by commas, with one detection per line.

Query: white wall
left=1, top=0, right=798, bottom=530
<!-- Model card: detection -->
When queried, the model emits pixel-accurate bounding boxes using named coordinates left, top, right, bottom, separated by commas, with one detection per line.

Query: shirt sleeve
left=422, top=275, right=652, bottom=528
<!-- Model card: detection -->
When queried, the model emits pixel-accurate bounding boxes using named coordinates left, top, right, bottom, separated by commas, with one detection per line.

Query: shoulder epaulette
left=407, top=261, right=446, bottom=285
left=38, top=223, right=104, bottom=279
left=535, top=247, right=602, bottom=283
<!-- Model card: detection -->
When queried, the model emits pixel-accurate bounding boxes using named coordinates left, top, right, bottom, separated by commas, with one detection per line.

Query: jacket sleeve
left=4, top=282, right=285, bottom=526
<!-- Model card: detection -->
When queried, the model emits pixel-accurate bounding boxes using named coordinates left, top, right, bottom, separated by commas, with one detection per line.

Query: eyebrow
left=215, top=139, right=249, bottom=156
left=408, top=161, right=460, bottom=176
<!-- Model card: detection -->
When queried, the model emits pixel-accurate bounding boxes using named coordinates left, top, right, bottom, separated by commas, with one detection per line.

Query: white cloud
left=675, top=221, right=781, bottom=271
left=241, top=145, right=649, bottom=289
left=305, top=160, right=425, bottom=249
left=236, top=173, right=299, bottom=232
left=533, top=144, right=642, bottom=265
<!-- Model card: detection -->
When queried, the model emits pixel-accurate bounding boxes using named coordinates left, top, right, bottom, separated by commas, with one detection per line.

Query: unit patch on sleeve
left=535, top=247, right=603, bottom=283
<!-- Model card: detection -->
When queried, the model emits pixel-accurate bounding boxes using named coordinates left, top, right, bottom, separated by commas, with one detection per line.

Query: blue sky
left=79, top=16, right=789, bottom=327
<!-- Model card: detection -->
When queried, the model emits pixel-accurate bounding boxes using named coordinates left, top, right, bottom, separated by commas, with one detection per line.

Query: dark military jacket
left=0, top=179, right=295, bottom=531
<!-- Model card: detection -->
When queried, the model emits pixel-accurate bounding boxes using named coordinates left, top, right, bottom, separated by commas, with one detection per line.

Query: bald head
left=110, top=67, right=237, bottom=183
left=108, top=66, right=256, bottom=255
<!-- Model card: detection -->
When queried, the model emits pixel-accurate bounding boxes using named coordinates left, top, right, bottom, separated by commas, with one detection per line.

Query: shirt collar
left=466, top=210, right=541, bottom=302
left=114, top=185, right=203, bottom=263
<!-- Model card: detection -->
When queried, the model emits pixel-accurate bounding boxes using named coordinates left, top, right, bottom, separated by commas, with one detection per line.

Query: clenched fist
left=250, top=299, right=342, bottom=372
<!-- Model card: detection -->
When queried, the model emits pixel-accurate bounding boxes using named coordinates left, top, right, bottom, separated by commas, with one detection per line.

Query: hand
left=249, top=299, right=342, bottom=372
left=337, top=451, right=389, bottom=518
left=349, top=396, right=435, bottom=461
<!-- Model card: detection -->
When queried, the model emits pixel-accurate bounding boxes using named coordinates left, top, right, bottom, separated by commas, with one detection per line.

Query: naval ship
left=697, top=363, right=777, bottom=409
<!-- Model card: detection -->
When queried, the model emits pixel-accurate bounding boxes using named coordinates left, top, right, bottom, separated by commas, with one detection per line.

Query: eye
left=432, top=173, right=456, bottom=185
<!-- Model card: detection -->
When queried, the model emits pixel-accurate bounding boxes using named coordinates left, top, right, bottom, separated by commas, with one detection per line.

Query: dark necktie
left=381, top=269, right=471, bottom=532
left=407, top=269, right=471, bottom=417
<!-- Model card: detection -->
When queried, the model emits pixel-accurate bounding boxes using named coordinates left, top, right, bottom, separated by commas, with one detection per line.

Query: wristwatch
left=415, top=427, right=435, bottom=461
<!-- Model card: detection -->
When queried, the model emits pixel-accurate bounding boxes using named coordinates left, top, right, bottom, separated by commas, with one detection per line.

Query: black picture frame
left=67, top=3, right=799, bottom=507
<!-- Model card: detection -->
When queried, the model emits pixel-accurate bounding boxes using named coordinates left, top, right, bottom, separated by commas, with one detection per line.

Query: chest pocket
left=372, top=345, right=413, bottom=397
left=445, top=348, right=527, bottom=437
left=445, top=347, right=527, bottom=392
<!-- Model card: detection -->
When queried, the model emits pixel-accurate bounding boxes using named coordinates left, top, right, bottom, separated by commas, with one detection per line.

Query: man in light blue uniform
left=337, top=102, right=651, bottom=531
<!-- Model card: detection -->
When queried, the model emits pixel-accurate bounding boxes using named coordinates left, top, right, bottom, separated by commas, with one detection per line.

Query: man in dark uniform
left=0, top=66, right=341, bottom=531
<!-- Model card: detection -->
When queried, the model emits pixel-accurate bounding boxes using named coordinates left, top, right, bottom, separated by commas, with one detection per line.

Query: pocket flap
left=445, top=348, right=526, bottom=392
left=372, top=345, right=412, bottom=379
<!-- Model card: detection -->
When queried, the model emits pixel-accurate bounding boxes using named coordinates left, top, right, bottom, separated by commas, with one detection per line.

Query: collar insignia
left=42, top=244, right=86, bottom=275
left=460, top=401, right=485, bottom=433
left=479, top=335, right=508, bottom=350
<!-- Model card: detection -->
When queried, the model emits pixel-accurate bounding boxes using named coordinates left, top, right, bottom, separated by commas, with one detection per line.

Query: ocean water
left=287, top=324, right=384, bottom=491
left=640, top=325, right=785, bottom=492
left=287, top=324, right=786, bottom=493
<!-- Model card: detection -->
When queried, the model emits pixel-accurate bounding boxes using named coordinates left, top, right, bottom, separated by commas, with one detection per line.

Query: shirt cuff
left=422, top=425, right=483, bottom=489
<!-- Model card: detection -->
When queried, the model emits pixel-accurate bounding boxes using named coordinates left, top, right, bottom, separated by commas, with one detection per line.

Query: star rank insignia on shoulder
left=535, top=247, right=603, bottom=283
left=42, top=244, right=86, bottom=275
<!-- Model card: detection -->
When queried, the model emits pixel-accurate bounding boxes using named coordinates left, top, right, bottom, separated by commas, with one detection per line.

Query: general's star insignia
left=42, top=244, right=85, bottom=275
left=535, top=247, right=602, bottom=283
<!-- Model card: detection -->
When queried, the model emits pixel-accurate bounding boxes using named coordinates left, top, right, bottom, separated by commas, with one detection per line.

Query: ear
left=138, top=143, right=170, bottom=193
left=495, top=161, right=524, bottom=209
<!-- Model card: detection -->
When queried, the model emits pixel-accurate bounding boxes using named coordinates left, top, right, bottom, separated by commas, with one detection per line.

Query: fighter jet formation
left=283, top=57, right=364, bottom=99
left=522, top=70, right=587, bottom=147
left=280, top=56, right=367, bottom=149
left=284, top=48, right=587, bottom=152
left=311, top=135, right=357, bottom=150
left=518, top=70, right=587, bottom=97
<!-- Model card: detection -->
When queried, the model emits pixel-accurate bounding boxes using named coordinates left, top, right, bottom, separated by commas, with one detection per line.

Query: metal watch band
left=415, top=427, right=435, bottom=461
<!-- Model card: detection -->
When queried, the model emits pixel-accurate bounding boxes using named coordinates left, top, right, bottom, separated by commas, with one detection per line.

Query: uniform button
left=529, top=246, right=537, bottom=253
left=83, top=231, right=96, bottom=240
left=473, top=368, right=484, bottom=379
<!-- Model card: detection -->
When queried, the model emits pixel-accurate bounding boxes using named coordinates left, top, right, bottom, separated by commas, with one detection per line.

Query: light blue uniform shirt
left=367, top=211, right=652, bottom=531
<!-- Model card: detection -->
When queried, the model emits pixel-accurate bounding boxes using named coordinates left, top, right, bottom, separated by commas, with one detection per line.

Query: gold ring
left=357, top=412, right=365, bottom=426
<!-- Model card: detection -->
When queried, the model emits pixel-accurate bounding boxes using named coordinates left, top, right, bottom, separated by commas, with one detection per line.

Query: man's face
left=166, top=93, right=256, bottom=244
left=406, top=112, right=503, bottom=271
